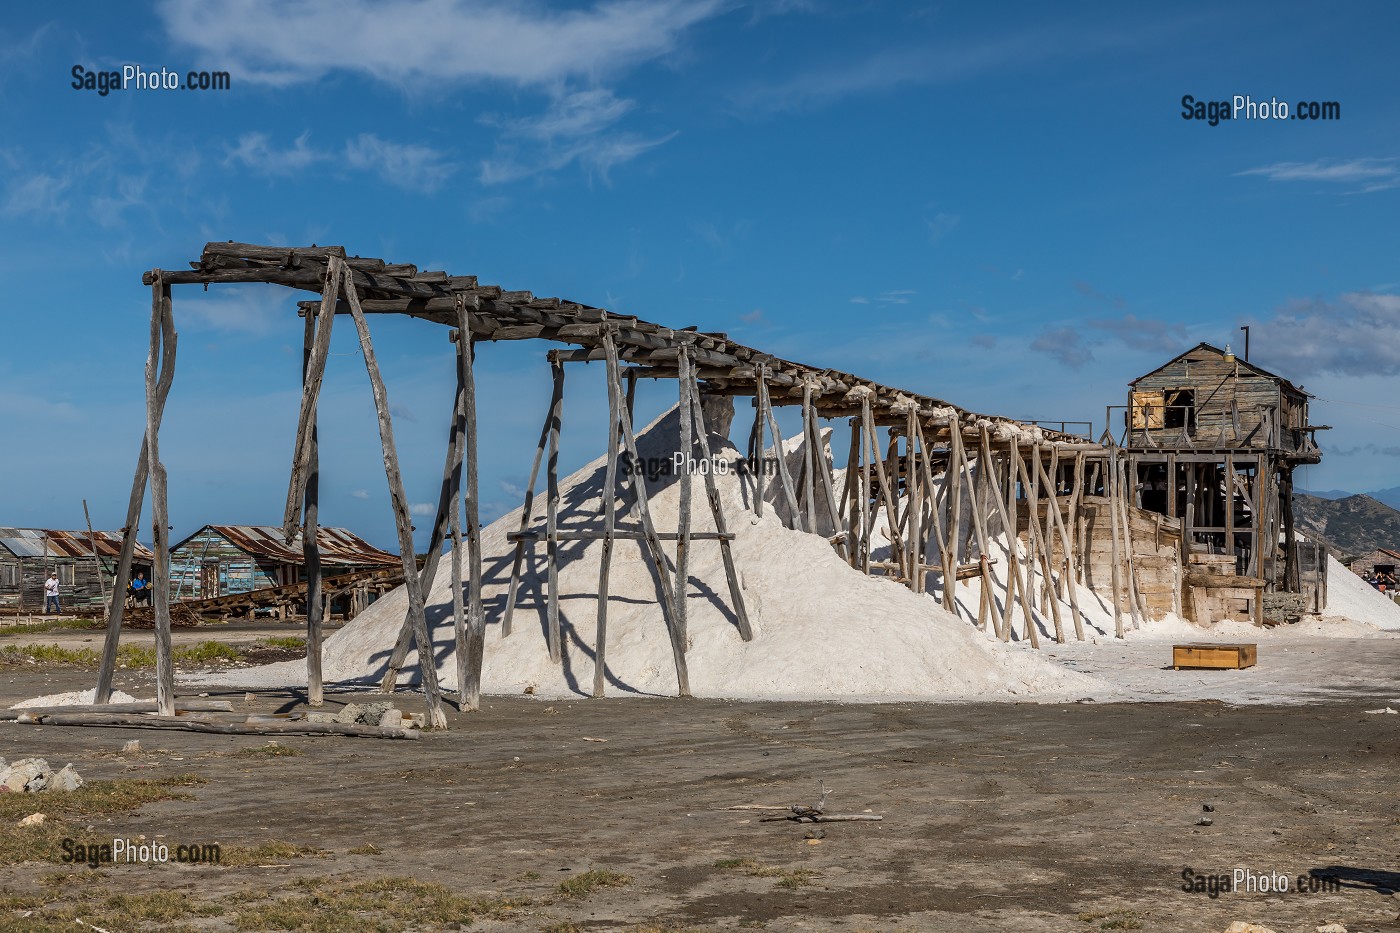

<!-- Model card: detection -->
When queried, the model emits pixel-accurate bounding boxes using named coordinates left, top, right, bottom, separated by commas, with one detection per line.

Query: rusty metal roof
left=172, top=525, right=399, bottom=566
left=0, top=528, right=155, bottom=561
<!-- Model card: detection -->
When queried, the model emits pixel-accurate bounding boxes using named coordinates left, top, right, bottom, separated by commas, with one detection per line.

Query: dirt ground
left=0, top=639, right=1397, bottom=932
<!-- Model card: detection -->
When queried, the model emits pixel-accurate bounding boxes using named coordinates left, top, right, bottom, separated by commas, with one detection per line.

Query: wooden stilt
left=1106, top=445, right=1126, bottom=639
left=546, top=358, right=564, bottom=663
left=501, top=364, right=562, bottom=637
left=1007, top=442, right=1039, bottom=647
left=944, top=424, right=966, bottom=611
left=1117, top=457, right=1145, bottom=630
left=1034, top=452, right=1085, bottom=641
left=458, top=301, right=485, bottom=711
left=301, top=310, right=325, bottom=707
left=603, top=331, right=690, bottom=697
left=905, top=411, right=923, bottom=593
left=813, top=407, right=844, bottom=555
left=841, top=420, right=859, bottom=564
left=915, top=422, right=947, bottom=599
left=340, top=264, right=447, bottom=730
left=750, top=392, right=766, bottom=519
left=282, top=263, right=340, bottom=540
left=594, top=352, right=622, bottom=695
left=1016, top=445, right=1063, bottom=643
left=800, top=380, right=819, bottom=535
left=954, top=424, right=996, bottom=633
left=976, top=428, right=1018, bottom=642
left=858, top=408, right=873, bottom=575
left=94, top=438, right=150, bottom=703
left=758, top=371, right=802, bottom=530
left=136, top=276, right=178, bottom=716
left=674, top=343, right=696, bottom=647
left=862, top=397, right=904, bottom=579
left=688, top=378, right=754, bottom=641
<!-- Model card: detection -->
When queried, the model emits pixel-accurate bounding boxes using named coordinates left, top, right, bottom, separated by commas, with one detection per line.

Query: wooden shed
left=0, top=528, right=154, bottom=613
left=1350, top=548, right=1400, bottom=580
left=168, top=524, right=398, bottom=602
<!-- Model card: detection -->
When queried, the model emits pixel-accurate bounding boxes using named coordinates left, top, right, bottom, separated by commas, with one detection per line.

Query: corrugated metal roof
left=0, top=528, right=155, bottom=561
left=173, top=525, right=399, bottom=566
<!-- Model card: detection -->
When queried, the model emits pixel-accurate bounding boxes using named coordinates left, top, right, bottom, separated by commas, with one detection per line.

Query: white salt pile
left=206, top=407, right=1104, bottom=702
left=1322, top=553, right=1400, bottom=631
left=11, top=688, right=139, bottom=709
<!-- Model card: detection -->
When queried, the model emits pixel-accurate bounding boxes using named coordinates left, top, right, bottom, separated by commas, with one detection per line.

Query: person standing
left=44, top=572, right=61, bottom=615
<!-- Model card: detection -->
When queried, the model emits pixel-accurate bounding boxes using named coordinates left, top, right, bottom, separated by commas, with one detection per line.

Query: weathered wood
left=546, top=358, right=565, bottom=662
left=675, top=344, right=695, bottom=647
left=1106, top=446, right=1126, bottom=639
left=905, top=410, right=924, bottom=593
left=758, top=370, right=802, bottom=529
left=502, top=363, right=563, bottom=637
left=688, top=376, right=754, bottom=641
left=80, top=500, right=108, bottom=605
left=458, top=302, right=485, bottom=711
left=146, top=276, right=177, bottom=717
left=955, top=425, right=997, bottom=633
left=340, top=263, right=447, bottom=730
left=302, top=309, right=325, bottom=707
left=1033, top=453, right=1085, bottom=641
left=594, top=338, right=624, bottom=697
left=604, top=331, right=690, bottom=697
left=1006, top=441, right=1039, bottom=646
left=93, top=436, right=150, bottom=703
left=862, top=396, right=904, bottom=580
left=1016, top=446, right=1063, bottom=643
left=800, top=380, right=819, bottom=535
left=0, top=699, right=233, bottom=719
left=282, top=261, right=340, bottom=539
left=750, top=391, right=766, bottom=519
left=1117, top=457, right=1145, bottom=629
left=12, top=711, right=420, bottom=740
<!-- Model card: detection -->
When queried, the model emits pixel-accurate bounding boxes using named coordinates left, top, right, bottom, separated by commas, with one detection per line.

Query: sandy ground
left=1, top=648, right=1398, bottom=932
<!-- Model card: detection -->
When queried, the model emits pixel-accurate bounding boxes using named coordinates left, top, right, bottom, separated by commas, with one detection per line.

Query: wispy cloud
left=1031, top=326, right=1094, bottom=369
left=1242, top=291, right=1400, bottom=378
left=1237, top=158, right=1400, bottom=193
left=160, top=0, right=727, bottom=88
left=1088, top=314, right=1186, bottom=353
left=925, top=212, right=959, bottom=244
left=3, top=173, right=71, bottom=216
left=177, top=283, right=293, bottom=335
left=225, top=131, right=324, bottom=175
left=350, top=489, right=370, bottom=500
left=850, top=289, right=916, bottom=305
left=409, top=502, right=436, bottom=517
left=345, top=134, right=456, bottom=192
left=480, top=89, right=675, bottom=185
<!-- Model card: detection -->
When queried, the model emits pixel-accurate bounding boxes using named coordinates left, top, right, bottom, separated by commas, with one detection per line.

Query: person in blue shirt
left=127, top=571, right=151, bottom=607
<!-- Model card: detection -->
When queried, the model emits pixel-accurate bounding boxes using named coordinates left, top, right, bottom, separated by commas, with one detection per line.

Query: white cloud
left=1243, top=291, right=1400, bottom=378
left=159, top=0, right=726, bottom=88
left=350, top=489, right=370, bottom=500
left=3, top=173, right=71, bottom=216
left=1236, top=158, right=1399, bottom=190
left=925, top=212, right=959, bottom=244
left=225, top=131, right=325, bottom=175
left=345, top=134, right=456, bottom=192
left=409, top=502, right=437, bottom=517
left=850, top=290, right=915, bottom=306
left=176, top=283, right=294, bottom=335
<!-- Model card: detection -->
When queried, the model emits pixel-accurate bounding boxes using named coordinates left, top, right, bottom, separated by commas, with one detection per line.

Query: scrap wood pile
left=1, top=698, right=420, bottom=740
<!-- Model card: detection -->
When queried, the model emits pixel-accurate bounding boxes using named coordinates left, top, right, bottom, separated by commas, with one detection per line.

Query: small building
left=168, top=525, right=399, bottom=602
left=0, top=528, right=154, bottom=613
left=1351, top=548, right=1400, bottom=580
left=1116, top=343, right=1325, bottom=595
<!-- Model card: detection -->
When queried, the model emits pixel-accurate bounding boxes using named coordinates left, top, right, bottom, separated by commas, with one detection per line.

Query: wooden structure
left=173, top=565, right=402, bottom=621
left=0, top=528, right=153, bottom=613
left=1172, top=642, right=1257, bottom=671
left=1109, top=343, right=1325, bottom=595
left=168, top=524, right=397, bottom=607
left=1350, top=547, right=1400, bottom=580
left=91, top=242, right=1173, bottom=727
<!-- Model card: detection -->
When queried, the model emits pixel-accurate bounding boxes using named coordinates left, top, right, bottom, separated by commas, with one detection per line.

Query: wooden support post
left=956, top=427, right=996, bottom=633
left=94, top=438, right=149, bottom=702
left=814, top=406, right=845, bottom=555
left=758, top=371, right=802, bottom=530
left=624, top=368, right=638, bottom=422
left=1016, top=446, right=1063, bottom=643
left=1006, top=442, right=1038, bottom=646
left=1034, top=454, right=1085, bottom=641
left=282, top=261, right=340, bottom=540
left=340, top=264, right=447, bottom=730
left=688, top=377, right=754, bottom=641
left=862, top=397, right=904, bottom=579
left=546, top=358, right=564, bottom=662
left=501, top=364, right=562, bottom=637
left=841, top=420, right=859, bottom=564
left=750, top=389, right=766, bottom=519
left=1224, top=452, right=1235, bottom=571
left=1107, top=445, right=1126, bottom=639
left=82, top=500, right=108, bottom=605
left=604, top=331, right=691, bottom=697
left=800, top=380, right=819, bottom=535
left=675, top=343, right=695, bottom=647
left=146, top=275, right=177, bottom=717
left=978, top=428, right=1022, bottom=642
left=858, top=406, right=873, bottom=575
left=1117, top=457, right=1145, bottom=629
left=1069, top=452, right=1086, bottom=585
left=905, top=410, right=924, bottom=593
left=457, top=300, right=485, bottom=711
left=944, top=425, right=966, bottom=610
left=594, top=347, right=623, bottom=695
left=301, top=310, right=325, bottom=707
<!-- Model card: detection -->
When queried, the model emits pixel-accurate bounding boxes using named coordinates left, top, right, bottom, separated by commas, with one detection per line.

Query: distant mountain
left=1368, top=485, right=1400, bottom=511
left=1293, top=493, right=1400, bottom=563
left=1299, top=488, right=1355, bottom=501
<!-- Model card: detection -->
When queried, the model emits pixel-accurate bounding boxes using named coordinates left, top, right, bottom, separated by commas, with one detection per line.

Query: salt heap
left=216, top=406, right=1103, bottom=702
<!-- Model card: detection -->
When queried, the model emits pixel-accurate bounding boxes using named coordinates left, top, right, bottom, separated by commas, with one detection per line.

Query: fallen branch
left=9, top=712, right=420, bottom=740
left=759, top=813, right=884, bottom=823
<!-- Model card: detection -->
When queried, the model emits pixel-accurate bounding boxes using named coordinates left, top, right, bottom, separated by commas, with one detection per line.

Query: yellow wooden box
left=1172, top=643, right=1257, bottom=671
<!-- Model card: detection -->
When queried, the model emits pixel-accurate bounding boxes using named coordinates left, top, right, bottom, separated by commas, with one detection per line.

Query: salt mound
left=208, top=406, right=1103, bottom=701
left=12, top=688, right=139, bottom=708
left=1323, top=554, right=1400, bottom=631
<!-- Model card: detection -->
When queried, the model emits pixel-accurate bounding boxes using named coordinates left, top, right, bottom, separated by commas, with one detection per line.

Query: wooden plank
left=340, top=263, right=448, bottom=730
left=0, top=699, right=233, bottom=719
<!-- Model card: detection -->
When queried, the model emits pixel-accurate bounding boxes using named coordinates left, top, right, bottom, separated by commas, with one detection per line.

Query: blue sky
left=2, top=0, right=1398, bottom=551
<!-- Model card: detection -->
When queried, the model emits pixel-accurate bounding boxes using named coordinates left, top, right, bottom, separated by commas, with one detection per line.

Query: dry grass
left=230, top=741, right=303, bottom=759
left=556, top=868, right=632, bottom=898
left=713, top=857, right=816, bottom=889
left=218, top=841, right=329, bottom=867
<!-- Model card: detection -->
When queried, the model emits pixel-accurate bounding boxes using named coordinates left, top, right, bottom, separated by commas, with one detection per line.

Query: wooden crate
left=1172, top=643, right=1257, bottom=671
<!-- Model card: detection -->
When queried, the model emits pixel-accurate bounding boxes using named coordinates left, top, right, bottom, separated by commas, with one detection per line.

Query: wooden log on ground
left=0, top=699, right=234, bottom=719
left=11, top=712, right=420, bottom=740
left=340, top=264, right=448, bottom=730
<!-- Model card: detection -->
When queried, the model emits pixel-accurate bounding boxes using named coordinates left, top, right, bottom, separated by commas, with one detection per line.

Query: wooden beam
left=145, top=275, right=177, bottom=716
left=282, top=262, right=340, bottom=539
left=501, top=363, right=560, bottom=637
left=687, top=381, right=754, bottom=642
left=458, top=301, right=485, bottom=711
left=302, top=310, right=325, bottom=707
